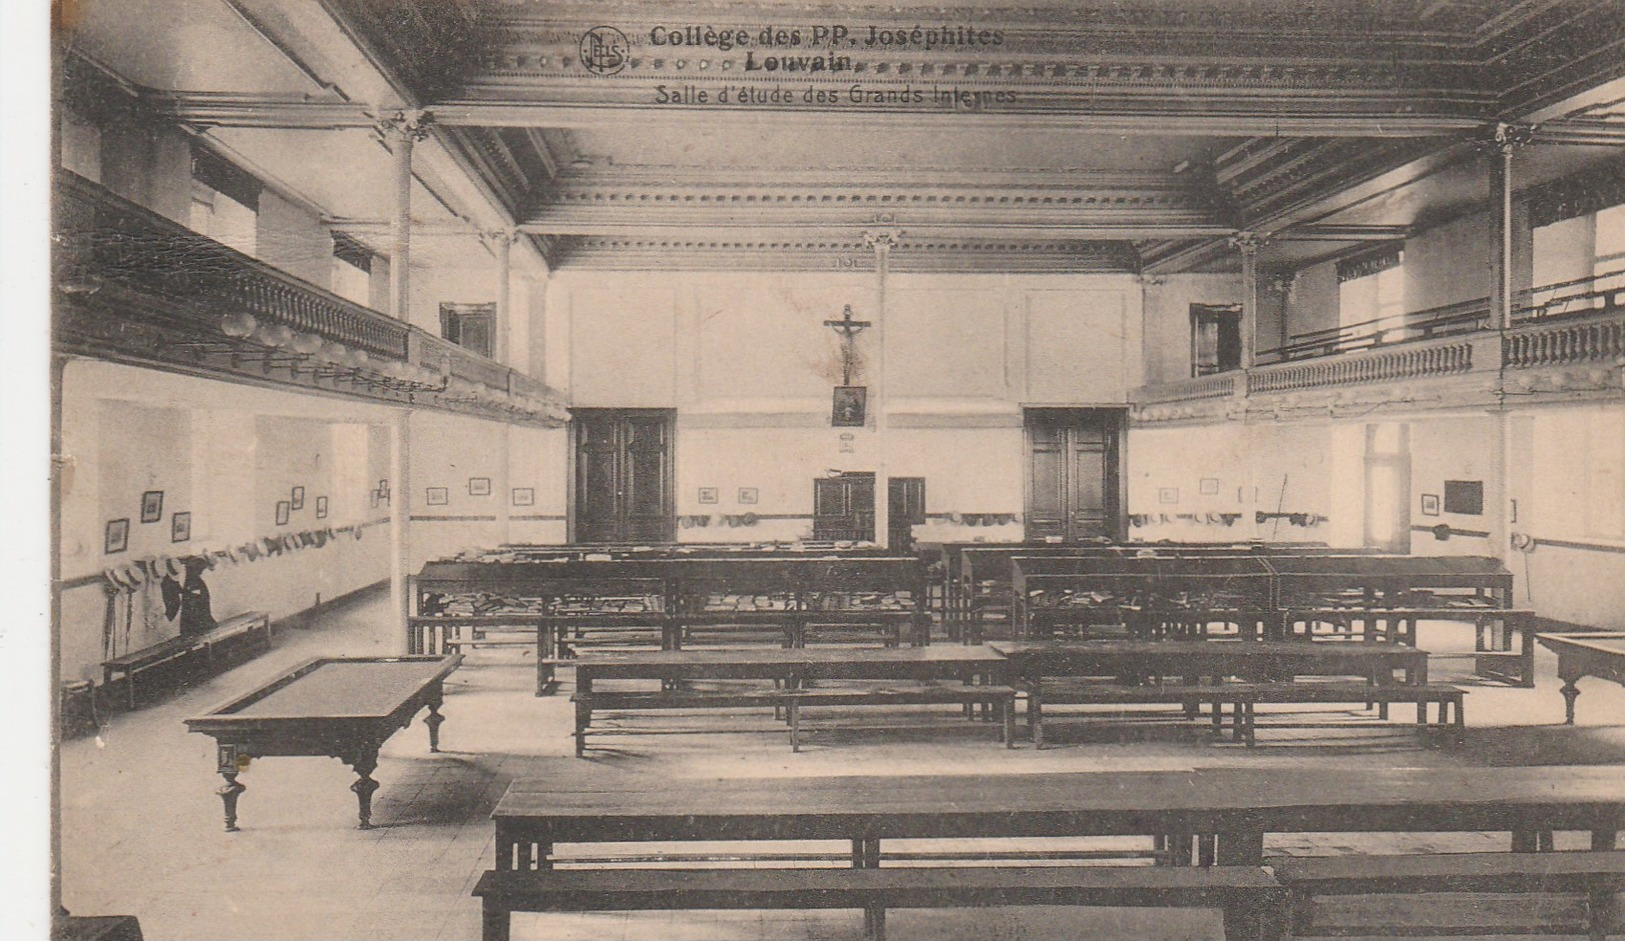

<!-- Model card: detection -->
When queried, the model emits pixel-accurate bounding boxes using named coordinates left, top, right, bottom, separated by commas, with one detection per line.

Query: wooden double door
left=573, top=409, right=675, bottom=544
left=1025, top=408, right=1124, bottom=542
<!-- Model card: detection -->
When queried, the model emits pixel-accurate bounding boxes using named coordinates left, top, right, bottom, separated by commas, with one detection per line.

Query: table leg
left=1593, top=830, right=1618, bottom=851
left=1560, top=668, right=1582, bottom=725
left=1029, top=682, right=1044, bottom=749
left=424, top=693, right=445, bottom=753
left=480, top=899, right=510, bottom=941
left=216, top=769, right=246, bottom=833
left=346, top=746, right=382, bottom=830
left=1217, top=828, right=1265, bottom=866
left=574, top=674, right=593, bottom=757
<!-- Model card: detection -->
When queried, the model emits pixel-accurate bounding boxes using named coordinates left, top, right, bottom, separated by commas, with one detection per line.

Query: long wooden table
left=572, top=646, right=1010, bottom=755
left=491, top=765, right=1625, bottom=872
left=185, top=654, right=462, bottom=831
left=1537, top=632, right=1625, bottom=724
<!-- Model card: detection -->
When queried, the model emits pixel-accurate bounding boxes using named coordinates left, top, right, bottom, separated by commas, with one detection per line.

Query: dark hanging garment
left=166, top=558, right=217, bottom=637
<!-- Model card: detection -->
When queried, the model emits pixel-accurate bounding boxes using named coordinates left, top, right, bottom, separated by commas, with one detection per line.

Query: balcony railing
left=55, top=171, right=568, bottom=424
left=1504, top=307, right=1625, bottom=369
left=1248, top=335, right=1477, bottom=394
left=57, top=171, right=411, bottom=360
left=1135, top=372, right=1239, bottom=405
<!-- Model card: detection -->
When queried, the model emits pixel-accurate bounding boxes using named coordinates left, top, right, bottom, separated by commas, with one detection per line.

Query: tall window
left=1190, top=303, right=1241, bottom=376
left=188, top=147, right=259, bottom=256
left=330, top=233, right=373, bottom=307
left=1528, top=168, right=1625, bottom=316
left=1337, top=247, right=1405, bottom=331
left=440, top=302, right=495, bottom=358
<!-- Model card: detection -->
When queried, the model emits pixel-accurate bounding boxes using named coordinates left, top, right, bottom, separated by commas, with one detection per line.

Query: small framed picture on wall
left=171, top=512, right=191, bottom=543
left=426, top=487, right=450, bottom=506
left=698, top=487, right=719, bottom=505
left=104, top=518, right=129, bottom=554
left=140, top=491, right=164, bottom=524
left=1420, top=493, right=1441, bottom=517
left=291, top=486, right=305, bottom=510
left=1199, top=478, right=1220, bottom=495
left=315, top=496, right=328, bottom=519
left=468, top=477, right=492, bottom=496
left=275, top=501, right=291, bottom=526
left=1158, top=487, right=1180, bottom=505
left=512, top=488, right=535, bottom=507
left=738, top=487, right=759, bottom=505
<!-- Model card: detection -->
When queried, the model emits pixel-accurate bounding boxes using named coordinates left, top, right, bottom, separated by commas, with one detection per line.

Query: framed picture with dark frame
left=140, top=490, right=164, bottom=524
left=468, top=477, right=492, bottom=497
left=698, top=487, right=719, bottom=505
left=104, top=518, right=129, bottom=554
left=275, top=501, right=291, bottom=526
left=832, top=386, right=866, bottom=427
left=1420, top=493, right=1441, bottom=517
left=511, top=487, right=535, bottom=507
left=171, top=511, right=191, bottom=543
left=738, top=487, right=759, bottom=505
left=315, top=496, right=328, bottom=519
left=426, top=487, right=450, bottom=506
left=290, top=486, right=305, bottom=510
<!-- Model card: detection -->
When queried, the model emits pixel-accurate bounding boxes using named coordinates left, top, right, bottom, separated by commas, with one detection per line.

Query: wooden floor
left=57, top=587, right=1625, bottom=941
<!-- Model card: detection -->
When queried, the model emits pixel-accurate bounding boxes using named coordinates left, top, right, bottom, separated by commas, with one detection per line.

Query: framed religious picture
left=140, top=490, right=164, bottom=524
left=290, top=486, right=305, bottom=510
left=275, top=501, right=291, bottom=526
left=511, top=487, right=535, bottom=507
left=315, top=496, right=329, bottom=519
left=468, top=477, right=492, bottom=496
left=171, top=511, right=191, bottom=543
left=832, top=386, right=866, bottom=427
left=426, top=487, right=450, bottom=506
left=104, top=518, right=129, bottom=554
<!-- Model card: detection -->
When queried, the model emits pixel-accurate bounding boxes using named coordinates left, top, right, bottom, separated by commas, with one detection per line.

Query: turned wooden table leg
left=1560, top=669, right=1582, bottom=725
left=217, top=769, right=246, bottom=832
left=348, top=747, right=382, bottom=830
left=424, top=692, right=445, bottom=753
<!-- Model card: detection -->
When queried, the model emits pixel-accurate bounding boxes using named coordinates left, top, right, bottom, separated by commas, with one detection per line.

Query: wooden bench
left=473, top=865, right=1288, bottom=941
left=1273, top=850, right=1625, bottom=939
left=101, top=611, right=271, bottom=710
left=571, top=683, right=1017, bottom=755
left=777, top=684, right=1018, bottom=751
left=1023, top=681, right=1465, bottom=748
left=410, top=615, right=556, bottom=694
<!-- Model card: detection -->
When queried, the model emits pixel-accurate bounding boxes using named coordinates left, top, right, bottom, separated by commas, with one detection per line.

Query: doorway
left=813, top=472, right=876, bottom=542
left=1024, top=408, right=1124, bottom=542
left=572, top=409, right=675, bottom=544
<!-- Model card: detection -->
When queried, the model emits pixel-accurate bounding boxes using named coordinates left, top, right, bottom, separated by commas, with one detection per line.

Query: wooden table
left=1537, top=632, right=1625, bottom=724
left=491, top=765, right=1625, bottom=872
left=572, top=646, right=1009, bottom=754
left=185, top=654, right=462, bottom=831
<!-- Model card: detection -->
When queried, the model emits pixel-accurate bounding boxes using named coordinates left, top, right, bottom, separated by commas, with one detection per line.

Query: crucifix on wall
left=825, top=304, right=871, bottom=426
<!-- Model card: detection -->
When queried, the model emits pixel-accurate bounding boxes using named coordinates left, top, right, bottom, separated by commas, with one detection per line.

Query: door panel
left=1026, top=409, right=1122, bottom=542
left=574, top=409, right=675, bottom=543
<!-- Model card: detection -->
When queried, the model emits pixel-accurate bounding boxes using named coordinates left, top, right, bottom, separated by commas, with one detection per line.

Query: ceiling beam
left=514, top=221, right=1236, bottom=240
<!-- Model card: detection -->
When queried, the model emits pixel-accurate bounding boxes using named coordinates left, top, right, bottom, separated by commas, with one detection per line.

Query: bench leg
left=1002, top=697, right=1015, bottom=748
left=1588, top=883, right=1616, bottom=941
left=574, top=699, right=590, bottom=758
left=480, top=899, right=510, bottom=941
left=864, top=905, right=886, bottom=941
left=789, top=700, right=801, bottom=753
left=1028, top=688, right=1044, bottom=749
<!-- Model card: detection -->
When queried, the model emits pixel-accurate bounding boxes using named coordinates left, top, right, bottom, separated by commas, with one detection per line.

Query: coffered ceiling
left=58, top=0, right=1625, bottom=274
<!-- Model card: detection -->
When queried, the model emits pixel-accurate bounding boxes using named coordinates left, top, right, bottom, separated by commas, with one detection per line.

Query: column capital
left=1478, top=121, right=1536, bottom=155
left=1136, top=274, right=1167, bottom=287
left=479, top=227, right=519, bottom=252
left=1228, top=231, right=1270, bottom=257
left=376, top=109, right=435, bottom=143
left=863, top=228, right=902, bottom=254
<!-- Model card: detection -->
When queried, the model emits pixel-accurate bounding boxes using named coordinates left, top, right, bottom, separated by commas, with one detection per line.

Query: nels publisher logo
left=580, top=26, right=629, bottom=75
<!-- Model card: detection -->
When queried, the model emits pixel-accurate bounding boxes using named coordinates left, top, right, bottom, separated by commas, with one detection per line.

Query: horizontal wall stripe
left=410, top=515, right=500, bottom=522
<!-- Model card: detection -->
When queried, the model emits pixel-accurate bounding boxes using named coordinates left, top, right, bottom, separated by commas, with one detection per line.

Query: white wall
left=551, top=269, right=1141, bottom=542
left=1139, top=274, right=1242, bottom=385
left=58, top=362, right=395, bottom=686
